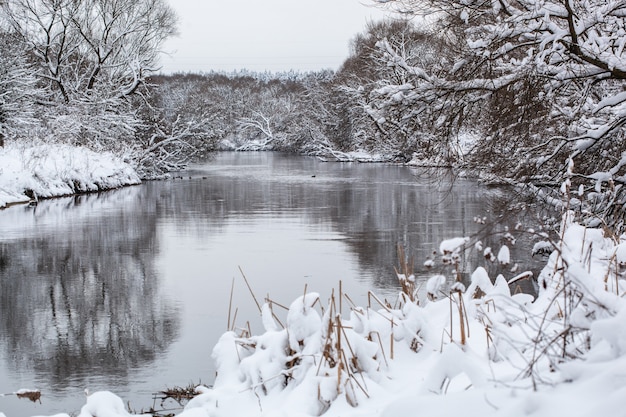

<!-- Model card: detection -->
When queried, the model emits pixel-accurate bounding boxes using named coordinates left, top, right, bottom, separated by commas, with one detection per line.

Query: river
left=0, top=152, right=549, bottom=416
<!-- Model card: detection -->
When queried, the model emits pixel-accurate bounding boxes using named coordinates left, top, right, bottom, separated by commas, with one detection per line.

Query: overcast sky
left=159, top=0, right=391, bottom=74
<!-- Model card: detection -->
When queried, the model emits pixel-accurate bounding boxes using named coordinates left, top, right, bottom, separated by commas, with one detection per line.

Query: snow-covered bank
left=173, top=213, right=625, bottom=417
left=0, top=142, right=141, bottom=209
left=11, top=211, right=623, bottom=417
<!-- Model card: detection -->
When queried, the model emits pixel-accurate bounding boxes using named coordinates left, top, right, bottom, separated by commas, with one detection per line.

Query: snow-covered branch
left=366, top=0, right=626, bottom=225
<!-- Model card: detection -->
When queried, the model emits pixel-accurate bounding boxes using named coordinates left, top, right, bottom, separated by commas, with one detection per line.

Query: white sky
left=159, top=0, right=391, bottom=74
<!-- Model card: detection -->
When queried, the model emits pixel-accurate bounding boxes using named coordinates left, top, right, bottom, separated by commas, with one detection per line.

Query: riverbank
left=0, top=142, right=448, bottom=210
left=14, top=212, right=623, bottom=417
left=176, top=214, right=625, bottom=417
left=0, top=141, right=141, bottom=209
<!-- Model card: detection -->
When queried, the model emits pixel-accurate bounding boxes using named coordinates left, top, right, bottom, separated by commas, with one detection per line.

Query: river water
left=0, top=152, right=548, bottom=416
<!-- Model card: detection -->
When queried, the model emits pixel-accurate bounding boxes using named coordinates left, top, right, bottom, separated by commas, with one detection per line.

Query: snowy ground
left=0, top=141, right=140, bottom=209
left=1, top=143, right=624, bottom=417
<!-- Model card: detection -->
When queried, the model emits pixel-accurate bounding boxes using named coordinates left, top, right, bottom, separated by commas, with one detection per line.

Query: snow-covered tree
left=0, top=0, right=195, bottom=176
left=373, top=0, right=626, bottom=229
left=337, top=19, right=457, bottom=162
left=3, top=0, right=177, bottom=103
left=0, top=29, right=40, bottom=144
left=1, top=0, right=176, bottom=149
left=134, top=75, right=222, bottom=177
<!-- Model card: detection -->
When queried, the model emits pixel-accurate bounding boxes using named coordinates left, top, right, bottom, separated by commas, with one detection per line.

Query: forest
left=1, top=0, right=624, bottom=228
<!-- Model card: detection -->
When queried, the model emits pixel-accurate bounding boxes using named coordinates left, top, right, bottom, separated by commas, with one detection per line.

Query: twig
left=367, top=291, right=392, bottom=313
left=339, top=280, right=343, bottom=316
left=231, top=308, right=239, bottom=332
left=227, top=277, right=235, bottom=330
left=371, top=331, right=389, bottom=368
left=239, top=266, right=262, bottom=314
left=264, top=296, right=285, bottom=329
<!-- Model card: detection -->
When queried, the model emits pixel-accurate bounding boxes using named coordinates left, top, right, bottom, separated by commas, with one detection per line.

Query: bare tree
left=337, top=19, right=455, bottom=162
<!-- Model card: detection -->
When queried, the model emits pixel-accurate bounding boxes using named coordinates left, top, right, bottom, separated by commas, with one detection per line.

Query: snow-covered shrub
left=210, top=292, right=394, bottom=415
left=194, top=197, right=626, bottom=416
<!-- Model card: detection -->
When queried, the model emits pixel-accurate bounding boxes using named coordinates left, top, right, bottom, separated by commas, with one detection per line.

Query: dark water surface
left=0, top=152, right=548, bottom=416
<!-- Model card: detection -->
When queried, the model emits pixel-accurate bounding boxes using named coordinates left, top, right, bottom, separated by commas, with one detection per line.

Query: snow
left=286, top=293, right=322, bottom=354
left=76, top=391, right=135, bottom=417
left=497, top=244, right=510, bottom=265
left=13, top=390, right=39, bottom=396
left=460, top=10, right=469, bottom=24
left=483, top=246, right=496, bottom=262
left=426, top=274, right=446, bottom=299
left=532, top=240, right=553, bottom=256
left=0, top=141, right=141, bottom=209
left=615, top=242, right=626, bottom=267
left=173, top=211, right=623, bottom=417
left=465, top=266, right=494, bottom=296
left=439, top=236, right=469, bottom=254
left=595, top=90, right=626, bottom=111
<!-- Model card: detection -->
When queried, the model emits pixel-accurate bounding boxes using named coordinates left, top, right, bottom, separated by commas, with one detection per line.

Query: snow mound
left=77, top=391, right=135, bottom=417
left=439, top=236, right=469, bottom=255
left=0, top=141, right=140, bottom=208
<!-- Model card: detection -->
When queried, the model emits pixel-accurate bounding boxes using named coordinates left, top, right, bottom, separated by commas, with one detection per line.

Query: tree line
left=148, top=21, right=461, bottom=166
left=1, top=0, right=624, bottom=230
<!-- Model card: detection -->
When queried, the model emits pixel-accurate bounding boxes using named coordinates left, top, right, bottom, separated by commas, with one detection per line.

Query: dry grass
left=0, top=390, right=42, bottom=403
left=229, top=277, right=381, bottom=412
left=394, top=244, right=417, bottom=303
left=145, top=381, right=206, bottom=416
left=154, top=384, right=200, bottom=404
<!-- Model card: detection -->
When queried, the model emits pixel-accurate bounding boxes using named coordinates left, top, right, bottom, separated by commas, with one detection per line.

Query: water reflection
left=0, top=152, right=549, bottom=416
left=173, top=153, right=544, bottom=291
left=0, top=189, right=180, bottom=414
